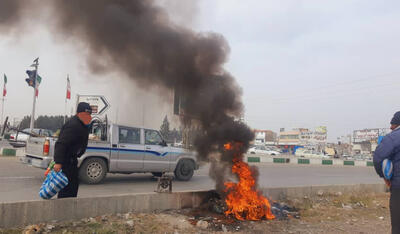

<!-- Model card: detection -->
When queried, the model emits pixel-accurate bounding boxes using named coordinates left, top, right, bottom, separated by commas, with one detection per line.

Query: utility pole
left=1, top=97, right=4, bottom=126
left=64, top=74, right=68, bottom=124
left=29, top=58, right=39, bottom=133
left=64, top=99, right=67, bottom=124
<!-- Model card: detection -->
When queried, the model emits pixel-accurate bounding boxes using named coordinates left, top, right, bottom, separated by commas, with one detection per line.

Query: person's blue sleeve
left=373, top=135, right=395, bottom=178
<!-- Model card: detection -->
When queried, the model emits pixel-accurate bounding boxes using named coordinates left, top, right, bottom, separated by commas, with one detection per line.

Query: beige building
left=278, top=130, right=301, bottom=146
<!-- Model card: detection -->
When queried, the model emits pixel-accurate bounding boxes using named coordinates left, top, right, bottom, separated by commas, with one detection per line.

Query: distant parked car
left=171, top=141, right=184, bottom=148
left=295, top=149, right=327, bottom=158
left=353, top=154, right=372, bottom=161
left=343, top=155, right=354, bottom=160
left=267, top=146, right=283, bottom=153
left=9, top=128, right=53, bottom=148
left=248, top=145, right=281, bottom=155
left=354, top=155, right=364, bottom=161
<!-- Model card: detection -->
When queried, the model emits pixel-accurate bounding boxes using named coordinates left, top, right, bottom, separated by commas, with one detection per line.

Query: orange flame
left=223, top=143, right=275, bottom=221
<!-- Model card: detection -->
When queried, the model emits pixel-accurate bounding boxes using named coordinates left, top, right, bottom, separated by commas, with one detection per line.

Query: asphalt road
left=0, top=157, right=382, bottom=203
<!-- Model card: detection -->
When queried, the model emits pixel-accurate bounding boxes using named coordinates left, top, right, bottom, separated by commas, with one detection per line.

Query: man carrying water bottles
left=374, top=111, right=400, bottom=234
left=53, top=102, right=92, bottom=198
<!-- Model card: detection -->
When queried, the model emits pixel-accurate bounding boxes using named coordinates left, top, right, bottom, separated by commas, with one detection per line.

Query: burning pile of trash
left=223, top=142, right=275, bottom=221
left=181, top=190, right=299, bottom=232
left=181, top=142, right=300, bottom=232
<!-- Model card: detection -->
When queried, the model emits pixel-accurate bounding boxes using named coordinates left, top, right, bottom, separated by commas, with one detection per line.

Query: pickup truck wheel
left=79, top=158, right=107, bottom=184
left=174, top=159, right=194, bottom=181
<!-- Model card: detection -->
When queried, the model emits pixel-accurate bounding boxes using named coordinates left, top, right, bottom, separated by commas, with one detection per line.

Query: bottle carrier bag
left=39, top=170, right=69, bottom=199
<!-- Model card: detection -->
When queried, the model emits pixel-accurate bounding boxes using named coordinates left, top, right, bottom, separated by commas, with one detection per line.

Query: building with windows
left=278, top=126, right=328, bottom=153
left=278, top=130, right=301, bottom=153
left=278, top=130, right=300, bottom=146
left=253, top=129, right=277, bottom=145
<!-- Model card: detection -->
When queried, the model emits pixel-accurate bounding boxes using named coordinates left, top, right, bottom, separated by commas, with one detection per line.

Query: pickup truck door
left=143, top=129, right=169, bottom=171
left=116, top=126, right=144, bottom=170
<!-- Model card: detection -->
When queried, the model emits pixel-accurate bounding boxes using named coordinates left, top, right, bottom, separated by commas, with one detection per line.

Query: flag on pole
left=3, top=74, right=7, bottom=97
left=66, top=76, right=71, bottom=100
left=35, top=75, right=42, bottom=97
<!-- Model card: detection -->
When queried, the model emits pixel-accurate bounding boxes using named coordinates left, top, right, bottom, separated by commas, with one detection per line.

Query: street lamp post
left=29, top=58, right=39, bottom=133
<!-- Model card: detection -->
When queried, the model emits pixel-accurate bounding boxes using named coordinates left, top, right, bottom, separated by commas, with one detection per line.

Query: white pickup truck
left=22, top=122, right=198, bottom=184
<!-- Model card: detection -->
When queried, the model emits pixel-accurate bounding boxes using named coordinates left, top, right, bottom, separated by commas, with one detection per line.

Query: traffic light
left=25, top=70, right=36, bottom=87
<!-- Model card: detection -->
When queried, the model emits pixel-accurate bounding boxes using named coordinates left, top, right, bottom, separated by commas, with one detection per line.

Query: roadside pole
left=75, top=94, right=79, bottom=114
left=1, top=97, right=4, bottom=126
left=29, top=58, right=39, bottom=133
left=64, top=75, right=67, bottom=124
left=64, top=98, right=67, bottom=124
left=1, top=74, right=7, bottom=126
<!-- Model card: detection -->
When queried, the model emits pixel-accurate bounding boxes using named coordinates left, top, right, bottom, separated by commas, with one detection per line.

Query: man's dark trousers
left=391, top=188, right=400, bottom=234
left=57, top=161, right=79, bottom=198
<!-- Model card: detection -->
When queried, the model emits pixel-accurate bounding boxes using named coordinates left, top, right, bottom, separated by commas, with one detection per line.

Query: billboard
left=353, top=129, right=379, bottom=142
left=298, top=127, right=327, bottom=144
left=315, top=126, right=327, bottom=134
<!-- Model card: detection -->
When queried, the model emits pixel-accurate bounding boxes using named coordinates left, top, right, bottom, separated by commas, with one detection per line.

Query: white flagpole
left=64, top=75, right=68, bottom=124
left=1, top=97, right=4, bottom=126
left=64, top=98, right=67, bottom=124
left=1, top=78, right=5, bottom=125
left=30, top=58, right=39, bottom=133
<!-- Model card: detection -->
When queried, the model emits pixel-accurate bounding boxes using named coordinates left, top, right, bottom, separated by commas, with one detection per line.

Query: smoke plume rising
left=1, top=0, right=255, bottom=192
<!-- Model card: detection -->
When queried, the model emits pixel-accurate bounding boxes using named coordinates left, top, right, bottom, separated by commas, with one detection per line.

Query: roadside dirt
left=0, top=192, right=391, bottom=234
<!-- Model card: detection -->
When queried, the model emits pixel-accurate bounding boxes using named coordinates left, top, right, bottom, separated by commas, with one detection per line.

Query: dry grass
left=0, top=192, right=392, bottom=234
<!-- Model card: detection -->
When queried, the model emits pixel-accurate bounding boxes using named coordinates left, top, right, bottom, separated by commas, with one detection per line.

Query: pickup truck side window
left=145, top=130, right=162, bottom=145
left=119, top=127, right=140, bottom=144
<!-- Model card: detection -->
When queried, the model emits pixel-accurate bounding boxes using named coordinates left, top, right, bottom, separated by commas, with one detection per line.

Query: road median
left=0, top=147, right=24, bottom=157
left=246, top=154, right=374, bottom=167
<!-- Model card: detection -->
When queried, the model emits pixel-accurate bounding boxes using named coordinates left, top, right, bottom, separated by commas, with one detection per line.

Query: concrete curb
left=0, top=184, right=387, bottom=228
left=260, top=157, right=273, bottom=163
left=0, top=148, right=24, bottom=157
left=261, top=183, right=386, bottom=201
left=16, top=148, right=25, bottom=157
left=0, top=191, right=209, bottom=228
left=1, top=147, right=16, bottom=156
left=245, top=155, right=374, bottom=167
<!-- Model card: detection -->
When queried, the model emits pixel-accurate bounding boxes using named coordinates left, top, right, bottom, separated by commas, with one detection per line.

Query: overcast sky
left=1, top=0, right=400, bottom=141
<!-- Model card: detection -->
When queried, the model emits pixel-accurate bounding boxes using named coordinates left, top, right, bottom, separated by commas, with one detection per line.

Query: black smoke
left=0, top=0, right=255, bottom=191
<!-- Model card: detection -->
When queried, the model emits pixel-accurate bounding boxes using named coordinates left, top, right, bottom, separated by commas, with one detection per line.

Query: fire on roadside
left=223, top=142, right=275, bottom=221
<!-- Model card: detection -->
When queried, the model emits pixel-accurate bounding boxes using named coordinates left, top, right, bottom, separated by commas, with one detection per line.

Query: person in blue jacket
left=374, top=111, right=400, bottom=234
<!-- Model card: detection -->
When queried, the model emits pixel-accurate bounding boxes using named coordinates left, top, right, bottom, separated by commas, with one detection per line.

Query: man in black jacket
left=53, top=102, right=92, bottom=198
